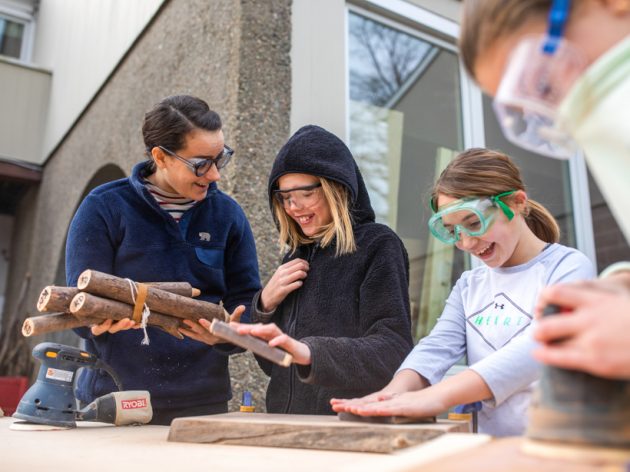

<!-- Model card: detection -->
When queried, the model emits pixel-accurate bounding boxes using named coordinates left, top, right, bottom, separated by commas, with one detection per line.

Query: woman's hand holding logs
left=91, top=318, right=140, bottom=336
left=181, top=305, right=246, bottom=345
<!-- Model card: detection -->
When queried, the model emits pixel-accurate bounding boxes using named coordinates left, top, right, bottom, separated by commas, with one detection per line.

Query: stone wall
left=5, top=0, right=292, bottom=411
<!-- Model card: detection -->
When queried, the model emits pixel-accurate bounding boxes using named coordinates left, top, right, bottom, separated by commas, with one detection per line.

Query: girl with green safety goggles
left=332, top=148, right=595, bottom=437
left=428, top=191, right=515, bottom=245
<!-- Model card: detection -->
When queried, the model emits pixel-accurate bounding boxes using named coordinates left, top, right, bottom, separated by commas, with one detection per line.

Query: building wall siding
left=5, top=0, right=292, bottom=409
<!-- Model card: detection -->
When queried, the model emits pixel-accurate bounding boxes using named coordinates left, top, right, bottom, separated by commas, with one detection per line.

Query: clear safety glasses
left=273, top=183, right=323, bottom=209
left=159, top=145, right=234, bottom=176
left=428, top=191, right=515, bottom=245
left=493, top=0, right=588, bottom=159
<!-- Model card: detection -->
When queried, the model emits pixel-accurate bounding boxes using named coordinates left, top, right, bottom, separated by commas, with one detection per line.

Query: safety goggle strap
left=429, top=196, right=438, bottom=213
left=490, top=191, right=516, bottom=221
left=543, top=0, right=571, bottom=54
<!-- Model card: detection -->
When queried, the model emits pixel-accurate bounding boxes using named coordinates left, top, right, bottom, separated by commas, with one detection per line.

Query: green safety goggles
left=428, top=191, right=516, bottom=244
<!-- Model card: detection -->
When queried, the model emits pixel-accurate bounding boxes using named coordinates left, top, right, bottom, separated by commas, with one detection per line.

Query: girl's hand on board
left=232, top=322, right=312, bottom=365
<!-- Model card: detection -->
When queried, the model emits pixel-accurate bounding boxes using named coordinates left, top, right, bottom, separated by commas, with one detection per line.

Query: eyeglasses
left=273, top=183, right=322, bottom=209
left=158, top=145, right=233, bottom=176
left=492, top=0, right=587, bottom=160
left=428, top=191, right=515, bottom=245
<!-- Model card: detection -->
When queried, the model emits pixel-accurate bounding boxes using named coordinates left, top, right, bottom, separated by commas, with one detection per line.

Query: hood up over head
left=268, top=125, right=375, bottom=225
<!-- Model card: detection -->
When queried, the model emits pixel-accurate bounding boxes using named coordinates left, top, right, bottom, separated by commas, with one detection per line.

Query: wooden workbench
left=0, top=416, right=486, bottom=471
left=3, top=416, right=622, bottom=471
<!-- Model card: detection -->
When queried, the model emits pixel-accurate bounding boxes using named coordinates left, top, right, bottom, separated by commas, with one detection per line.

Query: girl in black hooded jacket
left=231, top=125, right=414, bottom=414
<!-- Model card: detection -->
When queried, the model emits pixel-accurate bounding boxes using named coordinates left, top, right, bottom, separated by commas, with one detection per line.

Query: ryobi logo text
left=121, top=398, right=147, bottom=409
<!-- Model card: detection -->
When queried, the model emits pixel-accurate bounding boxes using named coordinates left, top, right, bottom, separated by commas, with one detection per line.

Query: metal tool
left=13, top=342, right=152, bottom=427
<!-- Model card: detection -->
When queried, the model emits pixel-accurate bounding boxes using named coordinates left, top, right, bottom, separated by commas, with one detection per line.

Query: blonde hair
left=431, top=148, right=560, bottom=243
left=272, top=177, right=357, bottom=256
left=459, top=0, right=561, bottom=80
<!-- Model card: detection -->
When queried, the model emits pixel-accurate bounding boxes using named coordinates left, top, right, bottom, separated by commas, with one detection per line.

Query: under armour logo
left=199, top=232, right=211, bottom=241
left=494, top=303, right=505, bottom=310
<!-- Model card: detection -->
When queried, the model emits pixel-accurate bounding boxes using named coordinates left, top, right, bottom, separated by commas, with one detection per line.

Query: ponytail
left=525, top=199, right=560, bottom=243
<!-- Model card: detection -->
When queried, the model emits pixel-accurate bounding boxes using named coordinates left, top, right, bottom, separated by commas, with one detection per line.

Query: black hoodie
left=252, top=125, right=414, bottom=415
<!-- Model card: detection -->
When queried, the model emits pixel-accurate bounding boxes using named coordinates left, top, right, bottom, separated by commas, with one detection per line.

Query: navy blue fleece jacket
left=66, top=161, right=261, bottom=409
left=252, top=125, right=414, bottom=414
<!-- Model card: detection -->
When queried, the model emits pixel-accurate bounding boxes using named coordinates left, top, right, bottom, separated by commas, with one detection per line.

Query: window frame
left=346, top=0, right=597, bottom=267
left=0, top=3, right=35, bottom=62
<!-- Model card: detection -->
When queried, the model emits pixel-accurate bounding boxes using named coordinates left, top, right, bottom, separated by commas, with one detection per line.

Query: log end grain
left=70, top=292, right=87, bottom=313
left=77, top=269, right=92, bottom=290
left=36, top=286, right=53, bottom=312
left=22, top=319, right=34, bottom=337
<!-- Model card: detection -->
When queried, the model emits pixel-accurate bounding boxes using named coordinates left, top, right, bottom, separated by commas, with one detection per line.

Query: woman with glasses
left=213, top=125, right=414, bottom=415
left=332, top=148, right=594, bottom=436
left=65, top=95, right=261, bottom=425
left=458, top=0, right=630, bottom=382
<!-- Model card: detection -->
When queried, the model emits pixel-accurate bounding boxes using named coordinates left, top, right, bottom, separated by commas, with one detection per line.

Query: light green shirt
left=558, top=34, right=630, bottom=244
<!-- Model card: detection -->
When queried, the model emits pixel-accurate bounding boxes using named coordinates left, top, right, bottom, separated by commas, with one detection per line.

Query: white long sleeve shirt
left=398, top=243, right=595, bottom=436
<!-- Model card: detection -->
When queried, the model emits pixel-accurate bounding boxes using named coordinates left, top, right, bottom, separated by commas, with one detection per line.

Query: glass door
left=347, top=9, right=466, bottom=340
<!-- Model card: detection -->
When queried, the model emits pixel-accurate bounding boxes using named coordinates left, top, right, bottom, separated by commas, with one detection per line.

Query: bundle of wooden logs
left=22, top=269, right=293, bottom=367
left=22, top=269, right=229, bottom=339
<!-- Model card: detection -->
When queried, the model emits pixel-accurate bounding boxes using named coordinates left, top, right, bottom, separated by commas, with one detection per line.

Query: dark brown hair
left=431, top=148, right=560, bottom=243
left=142, top=95, right=222, bottom=172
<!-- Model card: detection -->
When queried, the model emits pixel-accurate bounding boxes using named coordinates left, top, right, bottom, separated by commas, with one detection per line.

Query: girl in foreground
left=332, top=148, right=594, bottom=436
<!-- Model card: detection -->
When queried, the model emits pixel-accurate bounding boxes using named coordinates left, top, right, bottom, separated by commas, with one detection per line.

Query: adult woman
left=217, top=125, right=414, bottom=414
left=66, top=95, right=261, bottom=425
left=333, top=149, right=595, bottom=436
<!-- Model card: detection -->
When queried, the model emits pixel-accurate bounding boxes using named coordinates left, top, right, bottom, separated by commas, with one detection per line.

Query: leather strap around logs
left=131, top=283, right=149, bottom=323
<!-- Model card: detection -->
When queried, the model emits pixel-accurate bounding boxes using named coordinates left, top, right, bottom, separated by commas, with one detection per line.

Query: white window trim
left=356, top=0, right=459, bottom=38
left=347, top=3, right=458, bottom=53
left=347, top=0, right=597, bottom=267
left=0, top=3, right=35, bottom=62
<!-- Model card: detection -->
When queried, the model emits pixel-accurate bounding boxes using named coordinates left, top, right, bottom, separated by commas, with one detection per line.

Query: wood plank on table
left=168, top=412, right=470, bottom=453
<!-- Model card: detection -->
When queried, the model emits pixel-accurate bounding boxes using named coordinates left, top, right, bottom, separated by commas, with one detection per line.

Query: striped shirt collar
left=144, top=181, right=195, bottom=223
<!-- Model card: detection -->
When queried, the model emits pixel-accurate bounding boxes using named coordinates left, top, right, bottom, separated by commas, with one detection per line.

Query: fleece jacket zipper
left=283, top=243, right=319, bottom=413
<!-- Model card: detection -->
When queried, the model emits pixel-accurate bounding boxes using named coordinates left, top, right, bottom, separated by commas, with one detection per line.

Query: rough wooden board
left=407, top=437, right=628, bottom=472
left=338, top=411, right=436, bottom=424
left=168, top=412, right=470, bottom=453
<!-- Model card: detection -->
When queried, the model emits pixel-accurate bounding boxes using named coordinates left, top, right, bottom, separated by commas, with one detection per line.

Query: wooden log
left=37, top=282, right=199, bottom=315
left=144, top=282, right=201, bottom=298
left=70, top=292, right=183, bottom=339
left=37, top=286, right=79, bottom=313
left=168, top=412, right=470, bottom=454
left=210, top=320, right=292, bottom=367
left=22, top=312, right=101, bottom=337
left=77, top=269, right=227, bottom=322
left=78, top=269, right=200, bottom=298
